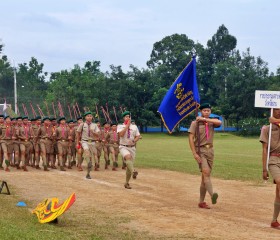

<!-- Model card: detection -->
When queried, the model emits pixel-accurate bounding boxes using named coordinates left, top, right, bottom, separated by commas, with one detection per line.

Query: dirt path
left=1, top=166, right=280, bottom=239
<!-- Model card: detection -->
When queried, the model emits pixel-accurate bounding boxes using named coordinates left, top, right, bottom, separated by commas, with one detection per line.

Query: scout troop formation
left=0, top=110, right=140, bottom=188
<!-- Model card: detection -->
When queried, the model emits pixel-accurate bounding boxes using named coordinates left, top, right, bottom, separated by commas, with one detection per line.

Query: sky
left=0, top=0, right=279, bottom=75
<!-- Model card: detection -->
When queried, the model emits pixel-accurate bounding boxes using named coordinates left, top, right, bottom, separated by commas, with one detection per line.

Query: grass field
left=136, top=132, right=262, bottom=182
left=0, top=132, right=263, bottom=239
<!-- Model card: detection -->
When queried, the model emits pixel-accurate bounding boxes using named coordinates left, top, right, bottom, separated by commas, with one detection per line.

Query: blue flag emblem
left=158, top=57, right=200, bottom=133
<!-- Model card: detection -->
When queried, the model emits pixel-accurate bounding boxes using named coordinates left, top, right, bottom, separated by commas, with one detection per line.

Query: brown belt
left=271, top=153, right=280, bottom=157
left=82, top=139, right=97, bottom=143
left=120, top=144, right=135, bottom=148
left=199, top=144, right=213, bottom=149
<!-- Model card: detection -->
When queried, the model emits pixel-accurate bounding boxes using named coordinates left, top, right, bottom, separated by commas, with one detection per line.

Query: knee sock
left=126, top=161, right=133, bottom=184
left=200, top=183, right=207, bottom=203
left=204, top=179, right=213, bottom=197
left=272, top=201, right=280, bottom=222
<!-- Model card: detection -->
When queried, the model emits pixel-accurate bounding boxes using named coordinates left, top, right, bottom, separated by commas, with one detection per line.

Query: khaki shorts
left=119, top=145, right=136, bottom=160
left=199, top=146, right=214, bottom=171
left=81, top=141, right=97, bottom=156
left=269, top=156, right=280, bottom=181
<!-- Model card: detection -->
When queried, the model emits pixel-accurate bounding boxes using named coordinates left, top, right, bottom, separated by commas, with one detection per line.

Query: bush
left=235, top=118, right=268, bottom=136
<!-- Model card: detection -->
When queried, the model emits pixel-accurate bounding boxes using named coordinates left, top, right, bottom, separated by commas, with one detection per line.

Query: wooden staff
left=76, top=102, right=81, bottom=116
left=36, top=104, right=44, bottom=117
left=68, top=104, right=73, bottom=119
left=113, top=106, right=118, bottom=123
left=95, top=104, right=100, bottom=122
left=29, top=102, right=37, bottom=118
left=73, top=105, right=78, bottom=119
left=44, top=101, right=50, bottom=116
left=52, top=102, right=57, bottom=118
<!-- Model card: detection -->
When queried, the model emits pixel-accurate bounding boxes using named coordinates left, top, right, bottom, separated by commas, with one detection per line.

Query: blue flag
left=158, top=57, right=200, bottom=133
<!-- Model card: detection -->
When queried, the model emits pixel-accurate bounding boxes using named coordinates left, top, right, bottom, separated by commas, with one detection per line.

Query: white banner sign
left=255, top=90, right=280, bottom=108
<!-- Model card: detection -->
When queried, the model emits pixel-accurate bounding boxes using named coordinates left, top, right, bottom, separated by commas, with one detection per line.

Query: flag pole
left=266, top=108, right=273, bottom=171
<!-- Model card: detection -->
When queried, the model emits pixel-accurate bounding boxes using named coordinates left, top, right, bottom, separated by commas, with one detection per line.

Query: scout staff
left=188, top=103, right=221, bottom=209
left=117, top=111, right=141, bottom=189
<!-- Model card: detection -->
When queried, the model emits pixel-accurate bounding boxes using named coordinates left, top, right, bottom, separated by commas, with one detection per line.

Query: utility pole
left=13, top=61, right=17, bottom=114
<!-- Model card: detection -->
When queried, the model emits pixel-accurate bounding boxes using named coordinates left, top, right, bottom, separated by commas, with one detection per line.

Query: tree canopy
left=0, top=25, right=279, bottom=128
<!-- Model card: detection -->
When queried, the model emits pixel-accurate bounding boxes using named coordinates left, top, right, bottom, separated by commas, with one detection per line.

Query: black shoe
left=86, top=174, right=91, bottom=179
left=133, top=171, right=138, bottom=179
left=124, top=183, right=132, bottom=189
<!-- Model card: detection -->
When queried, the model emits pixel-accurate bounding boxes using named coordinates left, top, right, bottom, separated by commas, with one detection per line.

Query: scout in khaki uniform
left=35, top=117, right=54, bottom=171
left=101, top=122, right=111, bottom=169
left=95, top=120, right=103, bottom=169
left=54, top=117, right=71, bottom=171
left=117, top=111, right=141, bottom=189
left=188, top=103, right=221, bottom=209
left=0, top=116, right=15, bottom=171
left=68, top=119, right=76, bottom=167
left=50, top=117, right=58, bottom=167
left=106, top=121, right=119, bottom=171
left=30, top=116, right=42, bottom=169
left=75, top=116, right=84, bottom=171
left=11, top=117, right=21, bottom=167
left=260, top=109, right=280, bottom=228
left=17, top=116, right=34, bottom=171
left=76, top=112, right=100, bottom=179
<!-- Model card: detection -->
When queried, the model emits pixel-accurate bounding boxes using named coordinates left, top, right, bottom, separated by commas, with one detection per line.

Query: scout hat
left=35, top=115, right=41, bottom=120
left=111, top=121, right=117, bottom=126
left=122, top=111, right=130, bottom=117
left=22, top=116, right=28, bottom=120
left=199, top=103, right=211, bottom=110
left=0, top=114, right=4, bottom=118
left=16, top=116, right=22, bottom=120
left=42, top=116, right=50, bottom=123
left=58, top=116, right=66, bottom=123
left=76, top=116, right=83, bottom=121
left=67, top=119, right=74, bottom=123
left=84, top=111, right=92, bottom=117
left=4, top=115, right=10, bottom=120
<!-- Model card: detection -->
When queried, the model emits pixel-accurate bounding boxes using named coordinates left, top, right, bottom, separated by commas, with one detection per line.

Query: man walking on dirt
left=76, top=112, right=100, bottom=179
left=188, top=103, right=221, bottom=209
left=117, top=111, right=140, bottom=189
left=260, top=108, right=280, bottom=228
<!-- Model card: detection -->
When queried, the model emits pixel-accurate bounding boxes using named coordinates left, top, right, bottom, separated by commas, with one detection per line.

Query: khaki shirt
left=117, top=124, right=140, bottom=145
left=36, top=125, right=54, bottom=141
left=260, top=124, right=280, bottom=154
left=77, top=122, right=100, bottom=141
left=188, top=121, right=214, bottom=147
left=106, top=130, right=119, bottom=145
left=55, top=125, right=70, bottom=141
left=0, top=124, right=15, bottom=140
left=17, top=124, right=34, bottom=140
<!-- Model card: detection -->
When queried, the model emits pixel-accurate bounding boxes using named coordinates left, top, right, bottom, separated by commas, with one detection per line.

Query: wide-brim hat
left=42, top=116, right=50, bottom=123
left=58, top=116, right=66, bottom=123
left=199, top=103, right=211, bottom=110
left=122, top=111, right=130, bottom=118
left=84, top=111, right=93, bottom=117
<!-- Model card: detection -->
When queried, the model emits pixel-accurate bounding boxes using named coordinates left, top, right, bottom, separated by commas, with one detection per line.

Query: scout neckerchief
left=113, top=130, right=117, bottom=141
left=5, top=124, right=11, bottom=138
left=24, top=124, right=29, bottom=139
left=86, top=121, right=91, bottom=137
left=125, top=123, right=130, bottom=139
left=60, top=124, right=65, bottom=138
left=205, top=121, right=209, bottom=140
